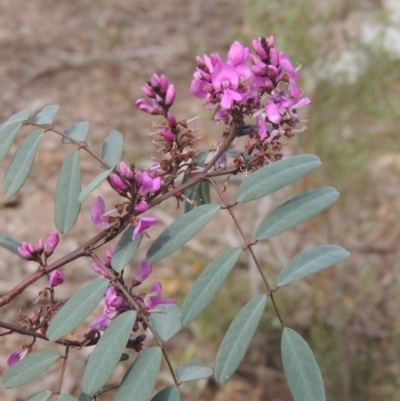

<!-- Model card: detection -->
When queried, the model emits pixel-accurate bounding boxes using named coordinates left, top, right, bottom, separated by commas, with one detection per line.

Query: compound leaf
left=111, top=228, right=143, bottom=273
left=47, top=278, right=109, bottom=342
left=28, top=392, right=52, bottom=401
left=34, top=105, right=60, bottom=124
left=114, top=347, right=162, bottom=401
left=55, top=150, right=81, bottom=234
left=0, top=234, right=21, bottom=255
left=0, top=121, right=23, bottom=163
left=277, top=245, right=350, bottom=286
left=149, top=304, right=182, bottom=341
left=215, top=294, right=267, bottom=384
left=62, top=121, right=90, bottom=144
left=236, top=155, right=321, bottom=203
left=151, top=386, right=182, bottom=401
left=3, top=129, right=43, bottom=198
left=146, top=204, right=220, bottom=263
left=181, top=247, right=242, bottom=326
left=101, top=130, right=123, bottom=169
left=256, top=187, right=339, bottom=240
left=78, top=169, right=113, bottom=202
left=281, top=327, right=326, bottom=401
left=3, top=350, right=60, bottom=389
left=176, top=363, right=213, bottom=383
left=82, top=311, right=137, bottom=396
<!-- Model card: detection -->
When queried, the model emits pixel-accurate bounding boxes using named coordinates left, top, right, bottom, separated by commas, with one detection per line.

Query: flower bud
left=167, top=112, right=177, bottom=127
left=49, top=270, right=64, bottom=288
left=37, top=238, right=44, bottom=254
left=18, top=243, right=34, bottom=260
left=159, top=74, right=169, bottom=92
left=45, top=232, right=59, bottom=256
left=141, top=84, right=155, bottom=98
left=165, top=84, right=176, bottom=106
left=7, top=347, right=29, bottom=367
left=135, top=201, right=149, bottom=213
left=160, top=129, right=176, bottom=141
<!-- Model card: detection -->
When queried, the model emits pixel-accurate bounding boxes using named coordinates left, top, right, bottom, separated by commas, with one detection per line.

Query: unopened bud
left=45, top=232, right=59, bottom=256
left=49, top=270, right=64, bottom=288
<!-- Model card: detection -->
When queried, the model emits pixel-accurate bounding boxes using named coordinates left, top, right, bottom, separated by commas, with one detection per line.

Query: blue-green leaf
left=28, top=391, right=52, bottom=401
left=101, top=130, right=123, bottom=169
left=176, top=363, right=213, bottom=383
left=281, top=327, right=326, bottom=401
left=0, top=122, right=23, bottom=163
left=2, top=350, right=60, bottom=389
left=277, top=245, right=350, bottom=287
left=114, top=347, right=162, bottom=401
left=151, top=386, right=182, bottom=401
left=62, top=121, right=90, bottom=144
left=111, top=228, right=143, bottom=273
left=181, top=247, right=242, bottom=326
left=146, top=204, right=220, bottom=263
left=1, top=109, right=31, bottom=127
left=57, top=395, right=79, bottom=401
left=215, top=294, right=267, bottom=384
left=82, top=311, right=137, bottom=396
left=3, top=129, right=43, bottom=198
left=55, top=150, right=81, bottom=234
left=149, top=304, right=182, bottom=341
left=0, top=234, right=21, bottom=255
left=78, top=392, right=91, bottom=401
left=236, top=155, right=321, bottom=203
left=78, top=169, right=113, bottom=202
left=256, top=187, right=339, bottom=240
left=34, top=105, right=60, bottom=124
left=47, top=278, right=109, bottom=342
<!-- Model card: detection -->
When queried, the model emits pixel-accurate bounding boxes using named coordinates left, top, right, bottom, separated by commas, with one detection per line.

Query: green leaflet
left=3, top=129, right=44, bottom=198
left=62, top=121, right=90, bottom=144
left=150, top=386, right=182, bottom=401
left=47, top=278, right=109, bottom=342
left=181, top=247, right=242, bottom=326
left=149, top=304, right=182, bottom=341
left=78, top=169, right=113, bottom=202
left=111, top=228, right=143, bottom=273
left=0, top=234, right=22, bottom=255
left=114, top=347, right=162, bottom=401
left=256, top=187, right=339, bottom=240
left=146, top=204, right=220, bottom=263
left=0, top=121, right=23, bottom=163
left=82, top=311, right=137, bottom=396
left=27, top=391, right=52, bottom=401
left=281, top=328, right=326, bottom=401
left=236, top=154, right=321, bottom=203
left=277, top=245, right=350, bottom=286
left=101, top=130, right=123, bottom=169
left=33, top=105, right=60, bottom=124
left=3, top=350, right=60, bottom=389
left=55, top=150, right=82, bottom=234
left=214, top=294, right=267, bottom=384
left=176, top=363, right=213, bottom=382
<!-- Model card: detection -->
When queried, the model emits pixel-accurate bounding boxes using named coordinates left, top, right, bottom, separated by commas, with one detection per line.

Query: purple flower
left=7, top=348, right=29, bottom=366
left=278, top=52, right=299, bottom=80
left=135, top=201, right=149, bottom=213
left=91, top=197, right=108, bottom=227
left=104, top=286, right=126, bottom=319
left=256, top=115, right=268, bottom=140
left=160, top=129, right=176, bottom=142
left=136, top=98, right=158, bottom=114
left=107, top=173, right=128, bottom=195
left=211, top=62, right=242, bottom=109
left=49, top=270, right=64, bottom=288
left=137, top=171, right=162, bottom=195
left=91, top=262, right=111, bottom=279
left=37, top=238, right=44, bottom=254
left=165, top=84, right=176, bottom=106
left=87, top=316, right=110, bottom=333
left=227, top=41, right=249, bottom=67
left=133, top=217, right=158, bottom=240
left=45, top=232, right=59, bottom=256
left=135, top=260, right=153, bottom=283
left=119, top=161, right=134, bottom=179
left=144, top=282, right=175, bottom=310
left=265, top=93, right=294, bottom=124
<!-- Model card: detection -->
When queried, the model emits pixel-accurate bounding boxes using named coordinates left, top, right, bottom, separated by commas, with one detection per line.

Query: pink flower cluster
left=18, top=231, right=60, bottom=261
left=190, top=36, right=310, bottom=142
left=88, top=259, right=175, bottom=333
left=91, top=161, right=161, bottom=240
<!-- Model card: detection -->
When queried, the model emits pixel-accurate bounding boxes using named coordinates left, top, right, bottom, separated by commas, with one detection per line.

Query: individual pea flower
left=7, top=347, right=30, bottom=367
left=144, top=282, right=176, bottom=310
left=103, top=285, right=128, bottom=319
left=132, top=260, right=153, bottom=286
left=136, top=171, right=162, bottom=195
left=91, top=197, right=117, bottom=228
left=49, top=270, right=64, bottom=288
left=135, top=200, right=150, bottom=213
left=107, top=173, right=128, bottom=195
left=87, top=315, right=111, bottom=333
left=91, top=243, right=115, bottom=279
left=133, top=217, right=158, bottom=240
left=45, top=231, right=59, bottom=257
